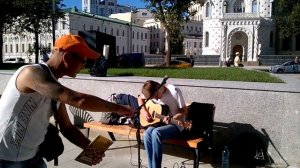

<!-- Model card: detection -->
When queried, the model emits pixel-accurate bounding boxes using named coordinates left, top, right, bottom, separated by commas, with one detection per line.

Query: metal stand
left=134, top=76, right=168, bottom=168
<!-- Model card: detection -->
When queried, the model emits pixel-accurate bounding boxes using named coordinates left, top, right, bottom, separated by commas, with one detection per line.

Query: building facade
left=143, top=19, right=203, bottom=55
left=2, top=9, right=150, bottom=63
left=82, top=0, right=131, bottom=17
left=199, top=0, right=275, bottom=64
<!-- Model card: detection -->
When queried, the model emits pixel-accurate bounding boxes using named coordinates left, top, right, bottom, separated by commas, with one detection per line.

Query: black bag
left=38, top=123, right=64, bottom=164
left=38, top=64, right=65, bottom=165
left=100, top=93, right=138, bottom=125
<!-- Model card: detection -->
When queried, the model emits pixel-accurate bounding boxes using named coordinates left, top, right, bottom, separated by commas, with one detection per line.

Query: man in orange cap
left=0, top=34, right=134, bottom=167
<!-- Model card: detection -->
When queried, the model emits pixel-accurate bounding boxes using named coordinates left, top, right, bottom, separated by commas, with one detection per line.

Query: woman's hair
left=142, top=80, right=160, bottom=99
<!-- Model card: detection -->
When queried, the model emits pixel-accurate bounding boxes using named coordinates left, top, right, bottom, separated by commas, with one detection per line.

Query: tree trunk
left=164, top=30, right=171, bottom=67
left=0, top=30, right=3, bottom=63
left=34, top=31, right=39, bottom=63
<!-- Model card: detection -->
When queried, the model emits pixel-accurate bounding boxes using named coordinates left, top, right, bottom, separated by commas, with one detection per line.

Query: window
left=5, top=45, right=7, bottom=53
left=109, top=9, right=113, bottom=15
left=116, top=46, right=119, bottom=54
left=16, top=44, right=19, bottom=52
left=296, top=34, right=300, bottom=51
left=205, top=32, right=209, bottom=47
left=108, top=2, right=114, bottom=6
left=122, top=30, right=125, bottom=36
left=252, top=0, right=257, bottom=13
left=62, top=21, right=66, bottom=29
left=145, top=33, right=147, bottom=39
left=133, top=31, right=135, bottom=39
left=10, top=44, right=13, bottom=52
left=90, top=25, right=93, bottom=30
left=234, top=0, right=245, bottom=13
left=100, top=8, right=104, bottom=16
left=117, top=29, right=119, bottom=36
left=137, top=32, right=139, bottom=39
left=282, top=38, right=291, bottom=51
left=141, top=33, right=143, bottom=40
left=194, top=42, right=197, bottom=48
left=142, top=12, right=147, bottom=16
left=145, top=46, right=147, bottom=53
left=206, top=2, right=211, bottom=17
left=223, top=1, right=228, bottom=13
left=269, top=31, right=273, bottom=48
left=83, top=24, right=86, bottom=31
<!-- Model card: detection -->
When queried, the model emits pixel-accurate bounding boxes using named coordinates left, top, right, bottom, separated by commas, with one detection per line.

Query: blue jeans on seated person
left=143, top=124, right=180, bottom=168
left=0, top=155, right=46, bottom=168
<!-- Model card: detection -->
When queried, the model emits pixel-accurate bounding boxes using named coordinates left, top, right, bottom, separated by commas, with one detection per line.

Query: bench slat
left=84, top=121, right=202, bottom=149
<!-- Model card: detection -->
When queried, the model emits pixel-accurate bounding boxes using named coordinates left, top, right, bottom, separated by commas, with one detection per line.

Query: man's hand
left=141, top=110, right=153, bottom=122
left=91, top=152, right=105, bottom=165
left=173, top=113, right=185, bottom=121
left=163, top=116, right=171, bottom=124
left=117, top=105, right=135, bottom=117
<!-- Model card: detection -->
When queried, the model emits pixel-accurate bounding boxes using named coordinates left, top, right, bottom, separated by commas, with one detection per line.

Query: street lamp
left=130, top=7, right=138, bottom=54
left=52, top=0, right=56, bottom=45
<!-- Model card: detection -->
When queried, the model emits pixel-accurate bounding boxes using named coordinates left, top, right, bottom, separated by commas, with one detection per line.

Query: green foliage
left=13, top=0, right=65, bottom=63
left=0, top=0, right=25, bottom=63
left=275, top=0, right=300, bottom=39
left=143, top=0, right=205, bottom=65
left=16, top=0, right=64, bottom=34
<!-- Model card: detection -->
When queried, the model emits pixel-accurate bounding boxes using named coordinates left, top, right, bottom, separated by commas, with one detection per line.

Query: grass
left=81, top=67, right=284, bottom=83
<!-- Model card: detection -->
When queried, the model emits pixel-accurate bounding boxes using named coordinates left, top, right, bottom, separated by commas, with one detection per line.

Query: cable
left=128, top=127, right=147, bottom=168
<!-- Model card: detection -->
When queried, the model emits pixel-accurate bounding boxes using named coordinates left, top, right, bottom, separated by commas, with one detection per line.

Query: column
left=253, top=25, right=259, bottom=61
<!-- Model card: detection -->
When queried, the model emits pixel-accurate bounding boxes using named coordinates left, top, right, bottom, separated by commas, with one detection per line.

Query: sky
left=62, top=0, right=147, bottom=9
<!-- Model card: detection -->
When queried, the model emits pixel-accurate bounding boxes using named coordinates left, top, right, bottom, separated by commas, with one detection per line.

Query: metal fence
left=144, top=55, right=220, bottom=66
left=259, top=55, right=298, bottom=65
left=145, top=55, right=298, bottom=66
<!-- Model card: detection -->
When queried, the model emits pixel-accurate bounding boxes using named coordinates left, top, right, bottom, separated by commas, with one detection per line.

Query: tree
left=0, top=0, right=24, bottom=63
left=143, top=0, right=204, bottom=66
left=15, top=0, right=65, bottom=63
left=170, top=28, right=184, bottom=54
left=275, top=0, right=300, bottom=39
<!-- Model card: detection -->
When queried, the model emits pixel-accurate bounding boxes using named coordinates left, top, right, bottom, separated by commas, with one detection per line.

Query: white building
left=82, top=0, right=131, bottom=17
left=143, top=18, right=203, bottom=55
left=200, top=0, right=276, bottom=64
left=2, top=9, right=150, bottom=63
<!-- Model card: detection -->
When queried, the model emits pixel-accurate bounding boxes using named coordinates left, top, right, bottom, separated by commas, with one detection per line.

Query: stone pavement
left=46, top=128, right=215, bottom=168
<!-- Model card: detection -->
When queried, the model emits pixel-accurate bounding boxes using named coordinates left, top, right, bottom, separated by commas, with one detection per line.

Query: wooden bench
left=83, top=102, right=215, bottom=168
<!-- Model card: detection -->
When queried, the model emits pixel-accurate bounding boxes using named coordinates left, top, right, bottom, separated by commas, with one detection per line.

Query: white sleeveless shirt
left=0, top=64, right=56, bottom=161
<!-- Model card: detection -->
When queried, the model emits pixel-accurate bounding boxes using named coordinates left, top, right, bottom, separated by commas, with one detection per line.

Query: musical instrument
left=140, top=100, right=191, bottom=130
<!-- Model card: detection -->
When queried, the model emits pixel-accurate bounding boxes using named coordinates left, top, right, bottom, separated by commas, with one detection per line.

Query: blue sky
left=62, top=0, right=147, bottom=9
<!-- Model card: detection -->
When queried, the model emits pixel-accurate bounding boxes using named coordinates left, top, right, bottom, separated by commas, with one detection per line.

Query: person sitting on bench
left=138, top=80, right=187, bottom=168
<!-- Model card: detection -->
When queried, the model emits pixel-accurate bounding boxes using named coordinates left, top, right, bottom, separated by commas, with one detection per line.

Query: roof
left=62, top=8, right=147, bottom=29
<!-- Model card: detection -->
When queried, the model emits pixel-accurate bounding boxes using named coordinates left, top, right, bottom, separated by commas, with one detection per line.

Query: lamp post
left=52, top=0, right=56, bottom=45
left=130, top=7, right=138, bottom=54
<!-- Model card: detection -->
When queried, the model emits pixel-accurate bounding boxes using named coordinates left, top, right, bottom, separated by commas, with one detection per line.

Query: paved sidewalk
left=46, top=128, right=215, bottom=168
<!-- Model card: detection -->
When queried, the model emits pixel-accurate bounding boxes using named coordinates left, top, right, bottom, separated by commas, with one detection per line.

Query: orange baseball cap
left=55, top=34, right=100, bottom=59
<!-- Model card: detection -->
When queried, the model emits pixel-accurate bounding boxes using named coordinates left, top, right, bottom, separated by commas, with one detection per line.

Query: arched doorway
left=229, top=30, right=249, bottom=61
left=233, top=45, right=243, bottom=61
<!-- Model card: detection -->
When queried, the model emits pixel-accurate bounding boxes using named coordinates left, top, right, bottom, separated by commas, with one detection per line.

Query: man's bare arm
left=16, top=66, right=133, bottom=115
